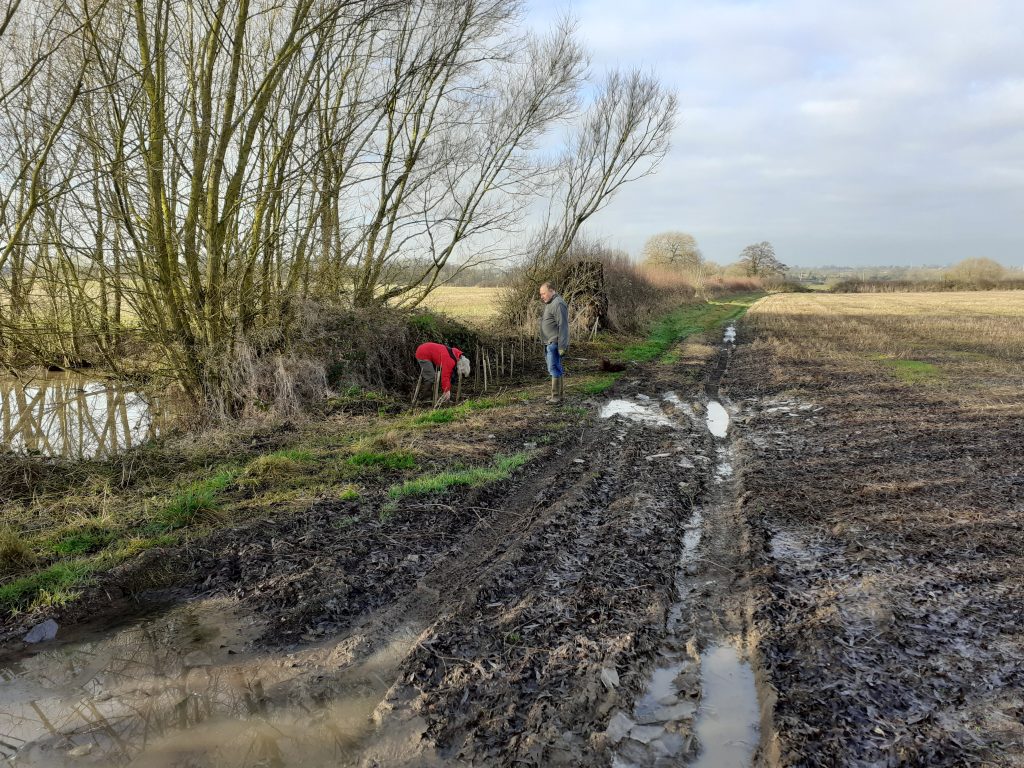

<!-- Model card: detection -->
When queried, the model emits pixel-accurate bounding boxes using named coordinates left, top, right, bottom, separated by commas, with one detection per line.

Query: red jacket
left=415, top=342, right=463, bottom=393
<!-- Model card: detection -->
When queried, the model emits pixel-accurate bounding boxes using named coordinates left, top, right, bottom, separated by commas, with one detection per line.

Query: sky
left=524, top=0, right=1024, bottom=268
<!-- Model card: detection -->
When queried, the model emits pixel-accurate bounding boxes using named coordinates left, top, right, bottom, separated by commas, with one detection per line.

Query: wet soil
left=13, top=303, right=1020, bottom=768
left=727, top=330, right=1024, bottom=766
left=1, top=329, right=771, bottom=766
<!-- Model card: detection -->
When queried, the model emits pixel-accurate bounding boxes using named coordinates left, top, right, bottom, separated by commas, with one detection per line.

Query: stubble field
left=727, top=291, right=1024, bottom=765
left=418, top=286, right=503, bottom=323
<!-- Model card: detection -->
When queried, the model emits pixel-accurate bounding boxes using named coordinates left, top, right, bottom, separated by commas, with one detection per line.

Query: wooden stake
left=432, top=370, right=440, bottom=405
left=411, top=376, right=422, bottom=406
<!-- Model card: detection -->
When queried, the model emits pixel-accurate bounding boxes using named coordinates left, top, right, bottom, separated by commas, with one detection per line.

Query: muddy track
left=1, top=332, right=776, bottom=768
left=350, top=332, right=775, bottom=767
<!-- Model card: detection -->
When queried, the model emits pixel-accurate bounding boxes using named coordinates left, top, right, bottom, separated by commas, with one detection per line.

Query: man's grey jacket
left=541, top=294, right=570, bottom=351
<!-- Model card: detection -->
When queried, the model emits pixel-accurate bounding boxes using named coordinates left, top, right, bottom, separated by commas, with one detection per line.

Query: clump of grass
left=33, top=585, right=84, bottom=609
left=338, top=484, right=361, bottom=501
left=154, top=470, right=236, bottom=531
left=379, top=503, right=397, bottom=522
left=48, top=524, right=116, bottom=556
left=876, top=357, right=941, bottom=384
left=0, top=526, right=36, bottom=575
left=349, top=450, right=417, bottom=470
left=0, top=561, right=94, bottom=615
left=387, top=452, right=530, bottom=500
left=242, top=448, right=315, bottom=485
left=577, top=373, right=621, bottom=395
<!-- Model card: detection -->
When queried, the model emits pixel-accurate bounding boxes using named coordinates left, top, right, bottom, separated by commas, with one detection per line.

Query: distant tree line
left=640, top=233, right=788, bottom=295
left=639, top=232, right=1021, bottom=295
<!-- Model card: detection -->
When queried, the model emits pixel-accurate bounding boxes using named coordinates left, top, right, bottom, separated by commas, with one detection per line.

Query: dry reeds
left=0, top=526, right=36, bottom=575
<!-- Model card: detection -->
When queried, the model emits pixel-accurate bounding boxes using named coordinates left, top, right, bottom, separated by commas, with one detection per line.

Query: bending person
left=414, top=342, right=470, bottom=405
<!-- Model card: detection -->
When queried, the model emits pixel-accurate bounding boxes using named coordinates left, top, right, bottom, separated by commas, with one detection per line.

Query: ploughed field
left=728, top=291, right=1024, bottom=765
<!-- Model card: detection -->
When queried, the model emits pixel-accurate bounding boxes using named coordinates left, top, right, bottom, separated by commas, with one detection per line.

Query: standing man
left=415, top=342, right=470, bottom=405
left=538, top=281, right=569, bottom=404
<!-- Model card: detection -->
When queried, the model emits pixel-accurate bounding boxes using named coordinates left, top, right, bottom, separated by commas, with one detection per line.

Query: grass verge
left=623, top=294, right=762, bottom=362
left=408, top=396, right=511, bottom=426
left=154, top=470, right=236, bottom=532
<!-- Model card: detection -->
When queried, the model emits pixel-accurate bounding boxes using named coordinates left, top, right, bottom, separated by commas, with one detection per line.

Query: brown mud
left=727, top=327, right=1024, bottom=766
left=6, top=307, right=1015, bottom=768
left=8, top=304, right=1020, bottom=768
left=1, top=327, right=775, bottom=767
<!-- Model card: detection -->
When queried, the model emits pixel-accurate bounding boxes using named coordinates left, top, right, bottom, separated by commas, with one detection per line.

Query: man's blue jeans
left=545, top=343, right=564, bottom=377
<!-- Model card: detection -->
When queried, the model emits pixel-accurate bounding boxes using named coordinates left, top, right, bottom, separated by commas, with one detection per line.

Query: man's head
left=539, top=282, right=556, bottom=304
left=456, top=355, right=471, bottom=378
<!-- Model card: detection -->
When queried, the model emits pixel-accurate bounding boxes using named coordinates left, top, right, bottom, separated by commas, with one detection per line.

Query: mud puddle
left=600, top=398, right=677, bottom=428
left=0, top=597, right=411, bottom=767
left=691, top=643, right=759, bottom=768
left=609, top=379, right=762, bottom=766
left=705, top=401, right=730, bottom=439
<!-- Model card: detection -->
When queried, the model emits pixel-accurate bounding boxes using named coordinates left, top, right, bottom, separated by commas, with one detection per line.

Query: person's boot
left=558, top=376, right=565, bottom=402
left=546, top=376, right=559, bottom=404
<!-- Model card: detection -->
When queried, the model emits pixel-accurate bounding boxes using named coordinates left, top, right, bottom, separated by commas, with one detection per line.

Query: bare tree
left=529, top=68, right=677, bottom=275
left=738, top=241, right=786, bottom=277
left=642, top=231, right=702, bottom=268
left=0, top=0, right=681, bottom=417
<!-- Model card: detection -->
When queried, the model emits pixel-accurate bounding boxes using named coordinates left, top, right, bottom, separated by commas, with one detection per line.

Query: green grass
left=338, top=484, right=361, bottom=501
left=876, top=358, right=941, bottom=384
left=623, top=294, right=762, bottom=362
left=348, top=450, right=417, bottom=470
left=409, top=396, right=508, bottom=426
left=576, top=373, right=622, bottom=395
left=48, top=525, right=116, bottom=556
left=153, top=470, right=236, bottom=531
left=0, top=561, right=94, bottom=614
left=268, top=448, right=315, bottom=462
left=387, top=452, right=531, bottom=500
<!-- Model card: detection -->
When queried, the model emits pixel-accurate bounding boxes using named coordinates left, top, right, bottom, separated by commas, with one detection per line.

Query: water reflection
left=0, top=373, right=162, bottom=459
left=0, top=599, right=386, bottom=767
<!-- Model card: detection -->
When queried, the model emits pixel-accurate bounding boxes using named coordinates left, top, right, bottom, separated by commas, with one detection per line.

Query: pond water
left=0, top=373, right=163, bottom=460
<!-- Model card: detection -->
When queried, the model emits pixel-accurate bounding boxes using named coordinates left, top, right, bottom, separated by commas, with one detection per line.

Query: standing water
left=0, top=598, right=402, bottom=767
left=706, top=401, right=730, bottom=439
left=0, top=372, right=163, bottom=459
left=609, top=390, right=761, bottom=766
left=691, top=643, right=760, bottom=768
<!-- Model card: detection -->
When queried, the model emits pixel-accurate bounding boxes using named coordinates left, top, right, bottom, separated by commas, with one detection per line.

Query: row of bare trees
left=0, top=0, right=676, bottom=413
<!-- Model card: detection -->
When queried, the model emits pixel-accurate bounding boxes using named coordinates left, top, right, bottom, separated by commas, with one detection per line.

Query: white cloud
left=526, top=0, right=1024, bottom=266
